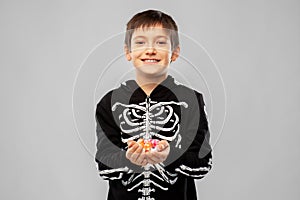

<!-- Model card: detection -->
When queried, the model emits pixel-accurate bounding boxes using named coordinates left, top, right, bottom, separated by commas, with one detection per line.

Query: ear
left=171, top=46, right=180, bottom=62
left=124, top=45, right=132, bottom=61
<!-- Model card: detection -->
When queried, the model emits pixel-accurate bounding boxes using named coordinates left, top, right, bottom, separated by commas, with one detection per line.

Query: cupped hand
left=126, top=139, right=148, bottom=166
left=146, top=140, right=170, bottom=165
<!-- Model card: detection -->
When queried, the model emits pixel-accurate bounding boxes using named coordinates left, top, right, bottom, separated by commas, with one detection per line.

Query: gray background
left=0, top=0, right=299, bottom=199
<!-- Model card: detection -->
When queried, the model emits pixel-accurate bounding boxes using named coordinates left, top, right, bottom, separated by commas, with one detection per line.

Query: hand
left=126, top=140, right=148, bottom=166
left=146, top=140, right=170, bottom=165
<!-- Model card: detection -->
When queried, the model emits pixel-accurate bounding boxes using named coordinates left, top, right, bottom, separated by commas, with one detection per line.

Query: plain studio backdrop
left=0, top=0, right=299, bottom=199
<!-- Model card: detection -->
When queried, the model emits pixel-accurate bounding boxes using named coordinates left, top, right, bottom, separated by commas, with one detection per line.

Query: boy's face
left=125, top=25, right=180, bottom=78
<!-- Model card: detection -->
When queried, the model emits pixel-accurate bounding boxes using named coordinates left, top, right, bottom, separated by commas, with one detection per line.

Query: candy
left=143, top=142, right=152, bottom=152
left=150, top=139, right=159, bottom=147
left=138, top=139, right=160, bottom=152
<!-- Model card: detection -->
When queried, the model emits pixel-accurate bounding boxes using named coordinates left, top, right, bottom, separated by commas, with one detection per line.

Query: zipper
left=145, top=95, right=151, bottom=140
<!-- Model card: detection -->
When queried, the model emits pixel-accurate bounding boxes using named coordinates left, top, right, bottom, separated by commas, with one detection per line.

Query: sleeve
left=165, top=92, right=213, bottom=179
left=94, top=92, right=141, bottom=180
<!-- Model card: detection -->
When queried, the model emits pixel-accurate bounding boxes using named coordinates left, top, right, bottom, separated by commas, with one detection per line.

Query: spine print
left=112, top=97, right=188, bottom=200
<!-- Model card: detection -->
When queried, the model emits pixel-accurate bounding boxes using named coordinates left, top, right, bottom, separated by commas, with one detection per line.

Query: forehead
left=131, top=26, right=171, bottom=40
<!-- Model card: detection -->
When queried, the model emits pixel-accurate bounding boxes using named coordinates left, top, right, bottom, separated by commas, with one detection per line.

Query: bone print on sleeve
left=95, top=91, right=139, bottom=180
left=165, top=92, right=213, bottom=179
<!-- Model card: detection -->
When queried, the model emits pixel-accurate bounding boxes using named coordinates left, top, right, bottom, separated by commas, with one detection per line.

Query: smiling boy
left=95, top=10, right=212, bottom=200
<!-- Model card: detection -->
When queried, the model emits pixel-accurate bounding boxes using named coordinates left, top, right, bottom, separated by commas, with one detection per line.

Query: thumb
left=157, top=141, right=168, bottom=152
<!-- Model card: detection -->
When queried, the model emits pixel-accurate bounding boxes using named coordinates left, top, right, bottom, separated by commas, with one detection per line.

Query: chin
left=137, top=69, right=168, bottom=77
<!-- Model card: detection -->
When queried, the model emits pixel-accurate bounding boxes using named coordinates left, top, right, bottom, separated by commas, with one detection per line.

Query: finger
left=128, top=142, right=139, bottom=152
left=135, top=152, right=146, bottom=165
left=146, top=155, right=157, bottom=165
left=126, top=142, right=139, bottom=159
left=127, top=140, right=135, bottom=148
left=130, top=145, right=143, bottom=161
left=137, top=138, right=144, bottom=143
left=147, top=151, right=162, bottom=164
left=147, top=155, right=162, bottom=165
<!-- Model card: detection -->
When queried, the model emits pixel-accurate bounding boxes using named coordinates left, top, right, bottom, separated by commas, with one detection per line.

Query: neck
left=135, top=73, right=168, bottom=96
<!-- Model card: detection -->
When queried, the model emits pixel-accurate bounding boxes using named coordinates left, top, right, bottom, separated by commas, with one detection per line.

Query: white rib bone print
left=112, top=97, right=188, bottom=200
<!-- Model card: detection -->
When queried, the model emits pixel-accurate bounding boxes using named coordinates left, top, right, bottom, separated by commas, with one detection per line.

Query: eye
left=134, top=41, right=145, bottom=45
left=157, top=41, right=167, bottom=45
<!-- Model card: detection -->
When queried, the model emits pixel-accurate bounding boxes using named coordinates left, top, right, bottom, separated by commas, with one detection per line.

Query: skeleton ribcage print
left=111, top=97, right=188, bottom=200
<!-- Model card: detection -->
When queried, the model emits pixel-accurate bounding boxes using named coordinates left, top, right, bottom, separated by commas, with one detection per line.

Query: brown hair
left=125, top=10, right=179, bottom=51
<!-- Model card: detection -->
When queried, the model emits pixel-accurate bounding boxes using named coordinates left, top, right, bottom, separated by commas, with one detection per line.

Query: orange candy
left=143, top=142, right=152, bottom=152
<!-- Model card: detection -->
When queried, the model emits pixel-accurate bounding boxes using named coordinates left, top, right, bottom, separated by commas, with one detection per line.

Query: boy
left=95, top=9, right=212, bottom=200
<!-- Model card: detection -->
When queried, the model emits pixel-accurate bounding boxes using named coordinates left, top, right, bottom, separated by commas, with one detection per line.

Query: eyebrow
left=132, top=35, right=169, bottom=40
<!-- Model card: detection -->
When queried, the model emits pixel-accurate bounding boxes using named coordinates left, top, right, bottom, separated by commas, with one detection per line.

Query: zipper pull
left=146, top=95, right=150, bottom=105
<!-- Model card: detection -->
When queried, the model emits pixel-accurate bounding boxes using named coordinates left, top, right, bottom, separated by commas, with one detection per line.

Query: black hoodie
left=95, top=75, right=212, bottom=200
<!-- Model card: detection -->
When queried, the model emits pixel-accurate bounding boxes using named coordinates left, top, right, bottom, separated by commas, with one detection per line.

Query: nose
left=145, top=46, right=157, bottom=55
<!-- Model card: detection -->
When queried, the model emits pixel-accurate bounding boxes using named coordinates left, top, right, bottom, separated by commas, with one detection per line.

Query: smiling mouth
left=141, top=59, right=161, bottom=63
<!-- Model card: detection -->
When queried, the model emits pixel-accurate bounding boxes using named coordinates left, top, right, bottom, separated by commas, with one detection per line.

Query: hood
left=110, top=75, right=182, bottom=105
left=122, top=74, right=178, bottom=93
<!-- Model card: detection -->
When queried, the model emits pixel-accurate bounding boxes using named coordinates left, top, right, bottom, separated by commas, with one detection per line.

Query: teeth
left=144, top=59, right=158, bottom=62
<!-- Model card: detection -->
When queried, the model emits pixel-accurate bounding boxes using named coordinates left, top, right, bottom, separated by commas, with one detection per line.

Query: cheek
left=162, top=51, right=172, bottom=60
left=130, top=50, right=143, bottom=59
left=158, top=48, right=172, bottom=56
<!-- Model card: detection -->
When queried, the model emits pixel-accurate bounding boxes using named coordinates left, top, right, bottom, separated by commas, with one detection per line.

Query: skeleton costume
left=95, top=75, right=212, bottom=200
